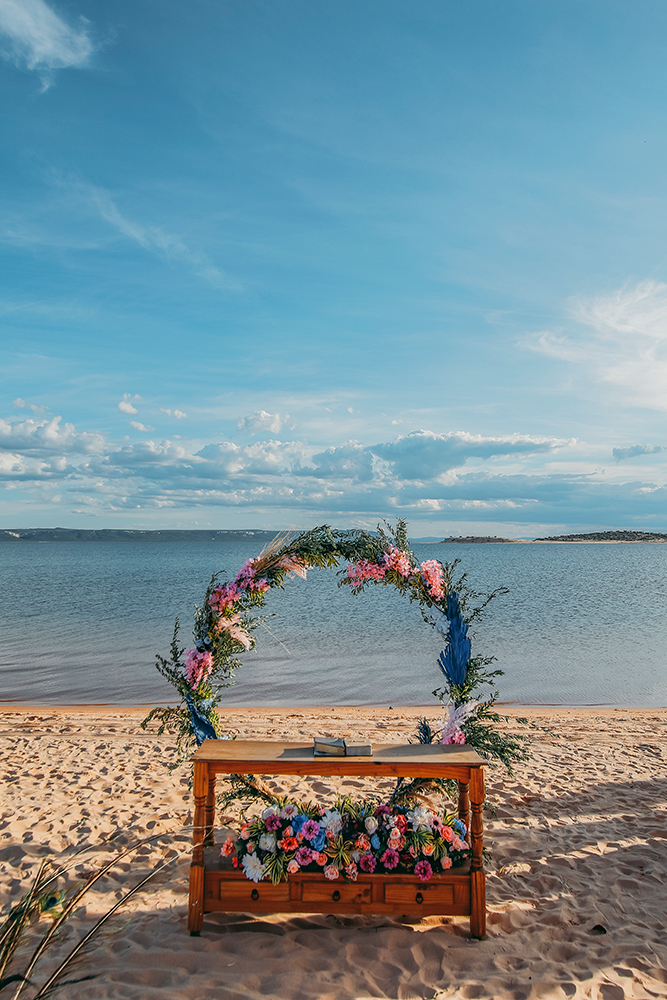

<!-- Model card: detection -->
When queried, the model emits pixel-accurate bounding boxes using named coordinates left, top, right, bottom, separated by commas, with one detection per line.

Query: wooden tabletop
left=190, top=740, right=485, bottom=779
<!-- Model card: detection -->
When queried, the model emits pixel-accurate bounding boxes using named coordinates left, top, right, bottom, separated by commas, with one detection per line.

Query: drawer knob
left=415, top=892, right=424, bottom=904
left=251, top=888, right=259, bottom=900
left=332, top=890, right=341, bottom=902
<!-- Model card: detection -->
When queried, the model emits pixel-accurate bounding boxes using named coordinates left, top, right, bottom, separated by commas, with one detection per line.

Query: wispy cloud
left=523, top=280, right=667, bottom=412
left=129, top=421, right=154, bottom=433
left=613, top=444, right=664, bottom=461
left=63, top=179, right=241, bottom=291
left=0, top=0, right=94, bottom=89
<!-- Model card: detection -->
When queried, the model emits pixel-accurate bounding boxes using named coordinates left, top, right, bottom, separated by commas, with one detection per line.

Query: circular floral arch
left=144, top=519, right=528, bottom=773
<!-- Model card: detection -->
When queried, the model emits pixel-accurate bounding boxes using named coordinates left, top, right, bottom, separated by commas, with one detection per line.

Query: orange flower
left=422, top=842, right=435, bottom=856
left=355, top=834, right=371, bottom=851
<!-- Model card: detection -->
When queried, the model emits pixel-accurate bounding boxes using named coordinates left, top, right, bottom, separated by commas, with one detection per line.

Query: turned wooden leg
left=204, top=775, right=216, bottom=846
left=469, top=766, right=486, bottom=939
left=188, top=761, right=208, bottom=935
left=457, top=780, right=470, bottom=834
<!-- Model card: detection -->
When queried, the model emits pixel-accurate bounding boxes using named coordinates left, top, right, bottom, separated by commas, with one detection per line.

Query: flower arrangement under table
left=188, top=739, right=487, bottom=939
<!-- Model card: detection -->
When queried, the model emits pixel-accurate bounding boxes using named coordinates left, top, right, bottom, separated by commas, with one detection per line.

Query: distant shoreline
left=2, top=528, right=667, bottom=544
left=441, top=530, right=667, bottom=543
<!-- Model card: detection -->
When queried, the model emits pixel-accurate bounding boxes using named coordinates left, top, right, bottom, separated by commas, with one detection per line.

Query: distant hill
left=440, top=535, right=518, bottom=543
left=0, top=528, right=279, bottom=543
left=533, top=530, right=667, bottom=542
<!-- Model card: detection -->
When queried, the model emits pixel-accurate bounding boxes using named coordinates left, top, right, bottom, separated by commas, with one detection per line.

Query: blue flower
left=310, top=828, right=326, bottom=852
left=370, top=833, right=381, bottom=850
left=291, top=814, right=309, bottom=835
left=436, top=591, right=471, bottom=688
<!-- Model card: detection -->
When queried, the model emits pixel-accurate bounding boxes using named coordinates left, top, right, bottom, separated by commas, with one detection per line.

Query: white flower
left=408, top=806, right=434, bottom=831
left=280, top=803, right=298, bottom=820
left=261, top=805, right=280, bottom=820
left=321, top=809, right=343, bottom=835
left=258, top=832, right=276, bottom=853
left=364, top=816, right=378, bottom=835
left=241, top=852, right=267, bottom=883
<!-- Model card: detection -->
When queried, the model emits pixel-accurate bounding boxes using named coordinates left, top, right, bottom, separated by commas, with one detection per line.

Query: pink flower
left=422, top=842, right=435, bottom=856
left=208, top=582, right=240, bottom=613
left=382, top=546, right=412, bottom=578
left=346, top=559, right=386, bottom=587
left=315, top=852, right=328, bottom=866
left=442, top=730, right=466, bottom=745
left=452, top=836, right=469, bottom=852
left=359, top=853, right=377, bottom=873
left=302, top=819, right=321, bottom=841
left=220, top=837, right=236, bottom=857
left=324, top=865, right=339, bottom=880
left=286, top=859, right=300, bottom=874
left=420, top=560, right=446, bottom=601
left=440, top=826, right=454, bottom=843
left=441, top=856, right=453, bottom=870
left=344, top=862, right=358, bottom=881
left=381, top=848, right=399, bottom=870
left=183, top=649, right=214, bottom=690
left=295, top=846, right=314, bottom=866
left=414, top=860, right=433, bottom=881
left=239, top=824, right=251, bottom=840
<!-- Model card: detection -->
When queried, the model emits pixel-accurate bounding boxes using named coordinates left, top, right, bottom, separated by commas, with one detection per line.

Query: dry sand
left=1, top=704, right=666, bottom=1000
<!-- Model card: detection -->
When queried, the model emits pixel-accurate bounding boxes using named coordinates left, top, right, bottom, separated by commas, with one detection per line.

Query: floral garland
left=143, top=519, right=529, bottom=776
left=222, top=796, right=470, bottom=885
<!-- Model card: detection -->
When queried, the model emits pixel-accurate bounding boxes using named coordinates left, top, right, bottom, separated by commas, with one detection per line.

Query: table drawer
left=301, top=881, right=372, bottom=905
left=217, top=879, right=291, bottom=907
left=384, top=882, right=454, bottom=907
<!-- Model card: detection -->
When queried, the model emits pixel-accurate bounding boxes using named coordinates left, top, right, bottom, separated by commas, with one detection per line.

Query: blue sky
left=1, top=0, right=667, bottom=536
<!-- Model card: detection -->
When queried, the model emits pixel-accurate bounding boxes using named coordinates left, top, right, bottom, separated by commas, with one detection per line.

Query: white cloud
left=118, top=393, right=140, bottom=415
left=0, top=415, right=104, bottom=463
left=13, top=397, right=49, bottom=414
left=369, top=430, right=568, bottom=481
left=237, top=410, right=286, bottom=435
left=160, top=408, right=188, bottom=419
left=523, top=280, right=667, bottom=412
left=0, top=0, right=94, bottom=89
left=129, top=421, right=154, bottom=432
left=3, top=402, right=666, bottom=530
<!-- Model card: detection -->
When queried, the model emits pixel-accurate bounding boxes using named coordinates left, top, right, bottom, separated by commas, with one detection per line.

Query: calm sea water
left=0, top=541, right=665, bottom=707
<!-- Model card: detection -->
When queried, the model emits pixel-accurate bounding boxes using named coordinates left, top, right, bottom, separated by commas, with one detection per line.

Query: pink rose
left=324, top=865, right=340, bottom=880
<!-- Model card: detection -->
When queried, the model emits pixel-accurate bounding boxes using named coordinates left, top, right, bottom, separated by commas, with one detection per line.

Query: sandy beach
left=1, top=704, right=666, bottom=999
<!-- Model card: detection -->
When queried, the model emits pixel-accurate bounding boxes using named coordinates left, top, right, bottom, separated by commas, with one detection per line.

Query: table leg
left=204, top=775, right=216, bottom=846
left=457, top=780, right=470, bottom=835
left=188, top=761, right=208, bottom=935
left=469, top=765, right=486, bottom=939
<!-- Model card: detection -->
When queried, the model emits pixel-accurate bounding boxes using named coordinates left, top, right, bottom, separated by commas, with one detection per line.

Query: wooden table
left=188, top=740, right=486, bottom=938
